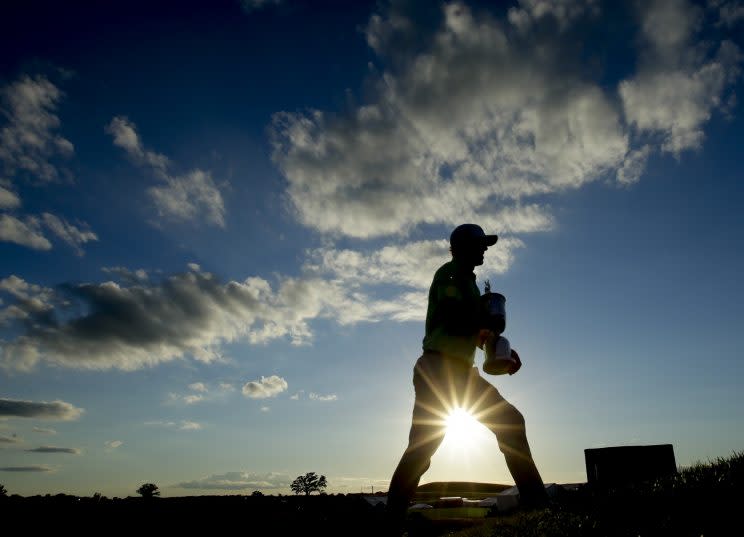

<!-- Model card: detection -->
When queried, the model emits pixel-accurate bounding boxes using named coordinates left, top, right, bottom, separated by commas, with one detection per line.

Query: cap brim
left=484, top=235, right=498, bottom=246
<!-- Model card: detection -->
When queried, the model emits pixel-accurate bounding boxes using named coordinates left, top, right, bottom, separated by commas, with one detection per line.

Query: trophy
left=481, top=279, right=516, bottom=375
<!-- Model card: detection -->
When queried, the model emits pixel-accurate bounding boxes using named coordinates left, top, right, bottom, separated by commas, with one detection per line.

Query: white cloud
left=148, top=169, right=226, bottom=227
left=175, top=471, right=291, bottom=490
left=39, top=213, right=97, bottom=256
left=144, top=420, right=202, bottom=431
left=0, top=75, right=73, bottom=182
left=260, top=406, right=270, bottom=412
left=0, top=212, right=97, bottom=255
left=616, top=145, right=652, bottom=185
left=218, top=383, right=235, bottom=392
left=106, top=116, right=227, bottom=227
left=104, top=440, right=123, bottom=449
left=304, top=237, right=524, bottom=290
left=32, top=427, right=56, bottom=435
left=309, top=392, right=338, bottom=402
left=179, top=420, right=202, bottom=430
left=0, top=185, right=21, bottom=209
left=0, top=398, right=84, bottom=420
left=242, top=375, right=288, bottom=399
left=290, top=390, right=304, bottom=400
left=620, top=0, right=742, bottom=155
left=167, top=390, right=208, bottom=405
left=188, top=382, right=207, bottom=393
left=0, top=275, right=54, bottom=324
left=0, top=214, right=51, bottom=250
left=272, top=2, right=628, bottom=240
left=272, top=0, right=741, bottom=244
left=105, top=116, right=169, bottom=174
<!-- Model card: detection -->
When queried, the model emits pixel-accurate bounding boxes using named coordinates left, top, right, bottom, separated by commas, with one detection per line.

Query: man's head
left=449, top=224, right=498, bottom=266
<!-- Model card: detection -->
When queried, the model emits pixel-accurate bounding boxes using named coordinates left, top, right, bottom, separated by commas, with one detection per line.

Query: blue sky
left=1, top=0, right=743, bottom=498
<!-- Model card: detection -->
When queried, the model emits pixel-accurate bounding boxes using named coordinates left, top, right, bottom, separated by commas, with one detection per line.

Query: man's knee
left=503, top=403, right=525, bottom=428
left=491, top=404, right=527, bottom=451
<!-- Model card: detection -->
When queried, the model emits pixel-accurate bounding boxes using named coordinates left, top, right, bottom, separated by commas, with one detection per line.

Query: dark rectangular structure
left=584, top=444, right=677, bottom=489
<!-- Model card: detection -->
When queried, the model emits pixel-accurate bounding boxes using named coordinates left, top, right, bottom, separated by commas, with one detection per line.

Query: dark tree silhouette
left=0, top=484, right=6, bottom=497
left=251, top=490, right=264, bottom=497
left=290, top=472, right=327, bottom=495
left=136, top=483, right=160, bottom=498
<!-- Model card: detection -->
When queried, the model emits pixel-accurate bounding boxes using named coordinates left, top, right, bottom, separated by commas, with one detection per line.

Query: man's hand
left=477, top=329, right=494, bottom=350
left=508, top=348, right=522, bottom=375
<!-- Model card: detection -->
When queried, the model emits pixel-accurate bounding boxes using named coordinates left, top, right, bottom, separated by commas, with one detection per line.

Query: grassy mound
left=442, top=451, right=744, bottom=537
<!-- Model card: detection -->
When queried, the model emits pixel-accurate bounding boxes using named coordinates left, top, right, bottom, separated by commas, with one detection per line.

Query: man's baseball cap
left=450, top=224, right=498, bottom=249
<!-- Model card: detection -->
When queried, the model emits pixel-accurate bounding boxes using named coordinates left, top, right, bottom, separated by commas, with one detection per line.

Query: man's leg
left=387, top=354, right=449, bottom=529
left=468, top=371, right=548, bottom=508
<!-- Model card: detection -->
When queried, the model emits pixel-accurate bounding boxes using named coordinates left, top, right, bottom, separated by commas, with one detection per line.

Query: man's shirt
left=422, top=258, right=483, bottom=365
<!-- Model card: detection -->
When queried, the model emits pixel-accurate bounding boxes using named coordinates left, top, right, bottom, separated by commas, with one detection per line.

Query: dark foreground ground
left=3, top=453, right=742, bottom=537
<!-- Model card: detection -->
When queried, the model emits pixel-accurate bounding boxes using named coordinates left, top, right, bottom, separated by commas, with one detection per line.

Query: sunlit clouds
left=304, top=237, right=524, bottom=289
left=272, top=0, right=739, bottom=239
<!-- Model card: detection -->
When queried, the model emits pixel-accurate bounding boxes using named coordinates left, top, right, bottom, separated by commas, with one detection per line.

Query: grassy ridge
left=414, top=481, right=512, bottom=501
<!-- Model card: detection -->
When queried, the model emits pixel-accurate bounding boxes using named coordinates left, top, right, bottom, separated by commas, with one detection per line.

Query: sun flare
left=444, top=407, right=483, bottom=451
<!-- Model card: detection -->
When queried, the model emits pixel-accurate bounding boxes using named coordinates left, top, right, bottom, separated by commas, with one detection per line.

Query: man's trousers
left=387, top=351, right=548, bottom=523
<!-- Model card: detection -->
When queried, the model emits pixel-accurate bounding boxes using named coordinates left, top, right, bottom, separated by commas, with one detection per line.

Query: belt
left=422, top=349, right=473, bottom=368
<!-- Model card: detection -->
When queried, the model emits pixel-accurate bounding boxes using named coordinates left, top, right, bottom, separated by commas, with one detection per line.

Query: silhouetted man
left=386, top=223, right=548, bottom=531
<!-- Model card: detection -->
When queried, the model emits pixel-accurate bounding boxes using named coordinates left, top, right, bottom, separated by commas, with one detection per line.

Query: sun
left=443, top=407, right=484, bottom=452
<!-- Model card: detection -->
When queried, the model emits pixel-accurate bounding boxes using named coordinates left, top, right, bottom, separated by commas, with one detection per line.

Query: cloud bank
left=0, top=465, right=53, bottom=472
left=175, top=471, right=291, bottom=490
left=271, top=0, right=740, bottom=238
